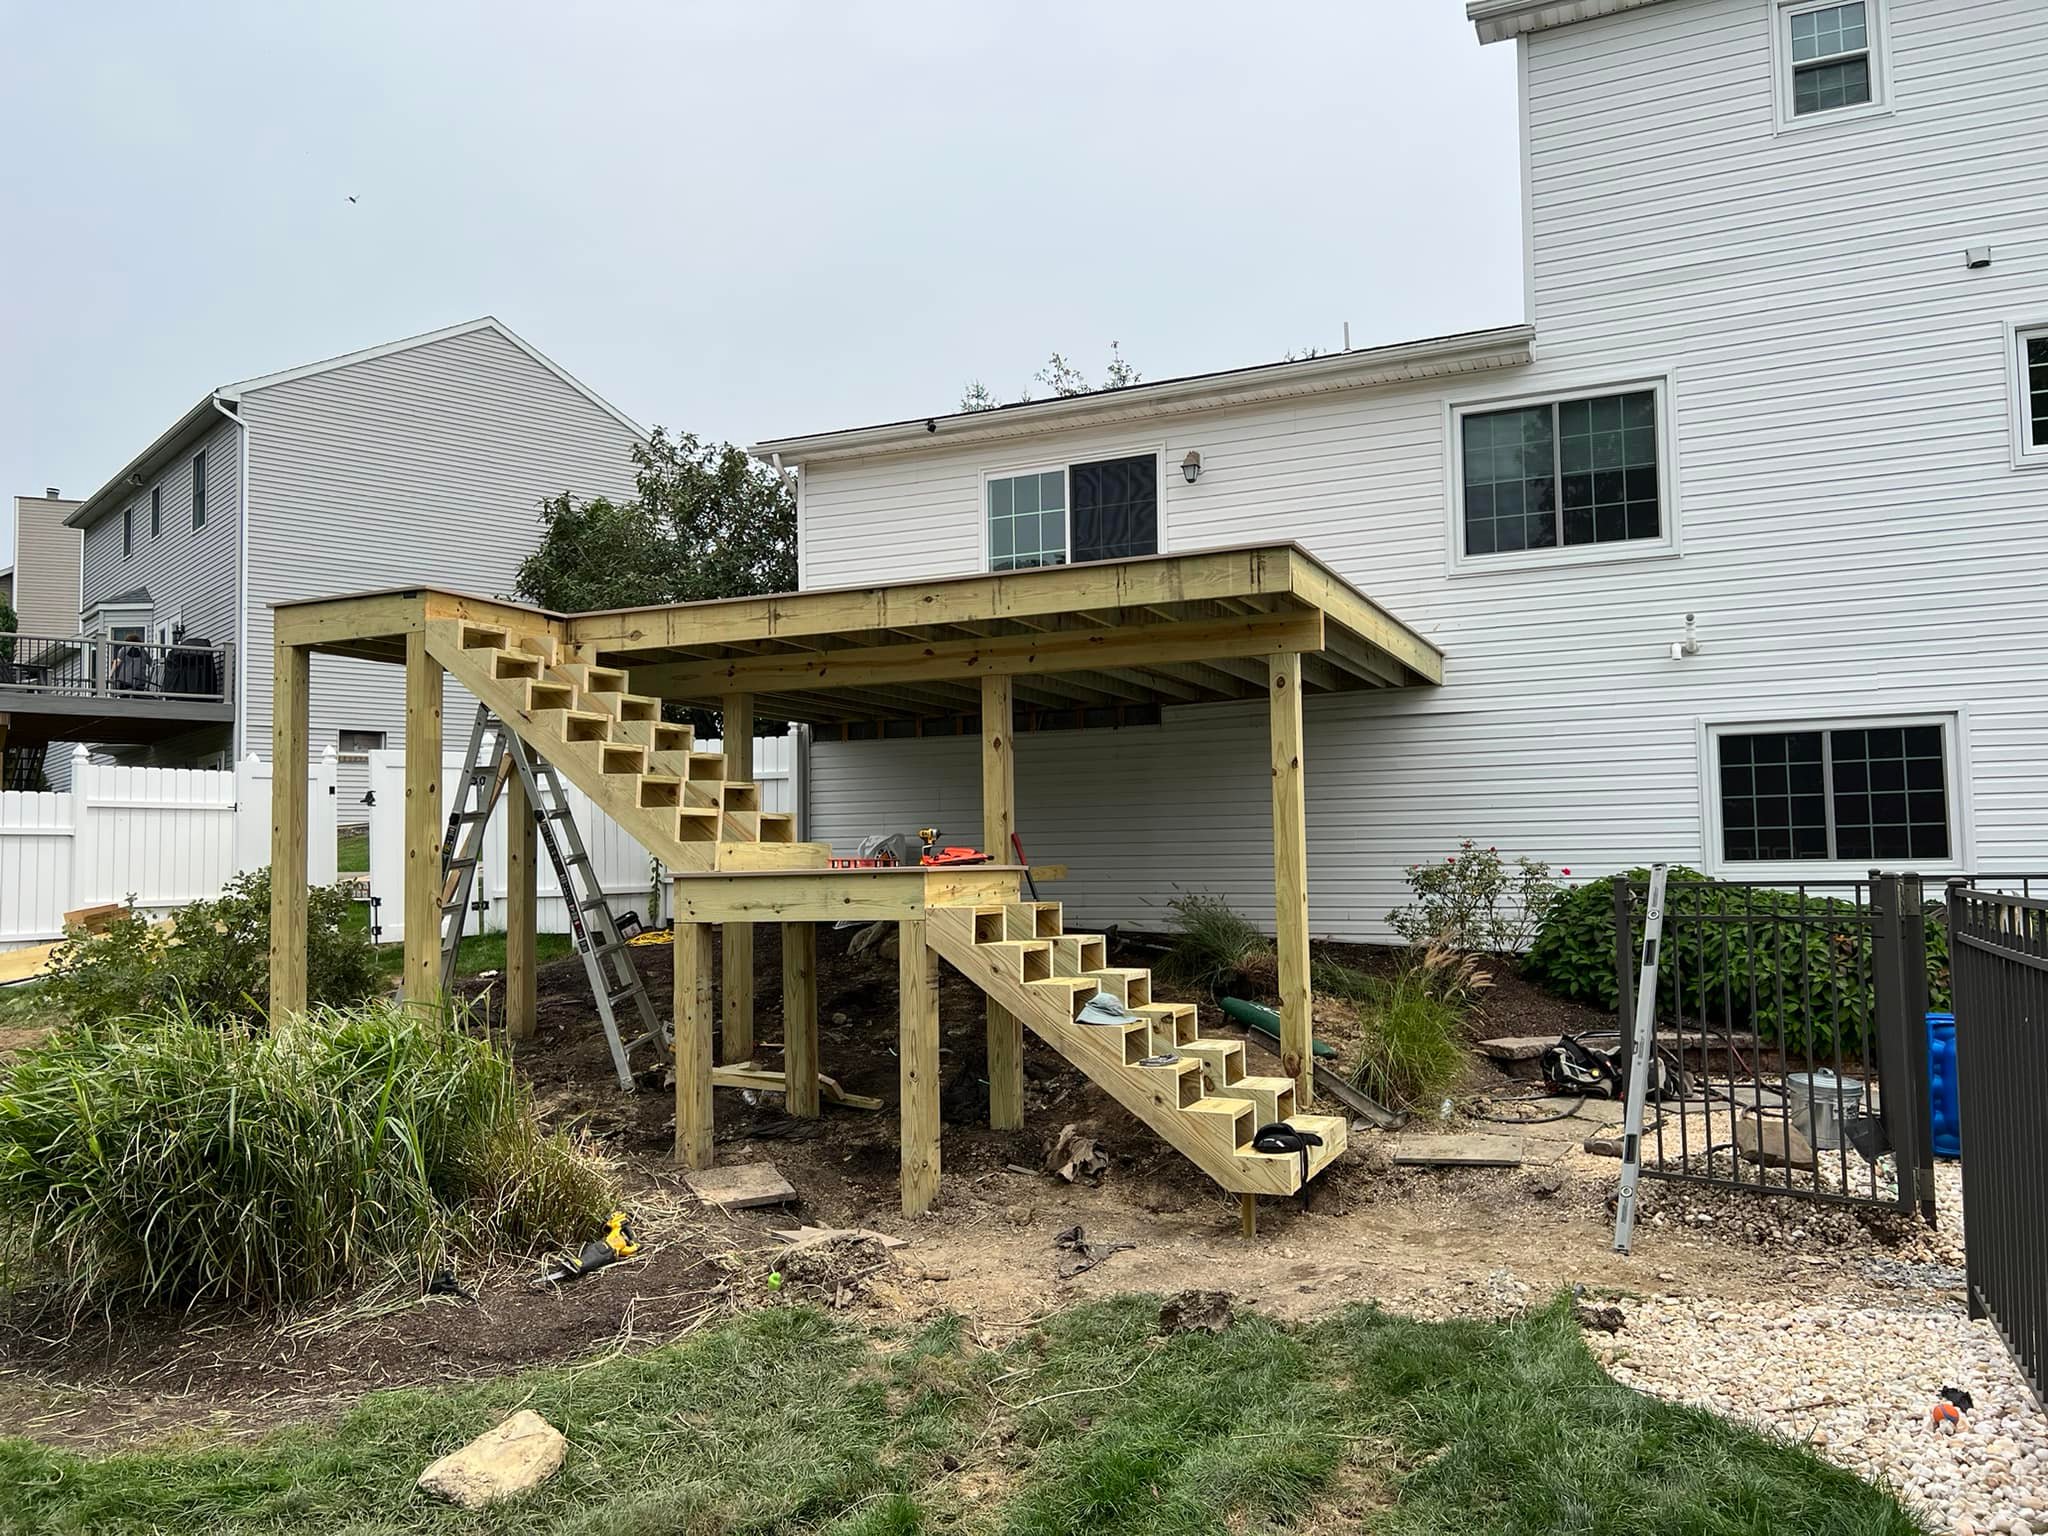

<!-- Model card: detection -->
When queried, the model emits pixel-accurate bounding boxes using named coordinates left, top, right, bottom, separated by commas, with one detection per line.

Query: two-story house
left=8, top=318, right=642, bottom=796
left=750, top=0, right=2048, bottom=941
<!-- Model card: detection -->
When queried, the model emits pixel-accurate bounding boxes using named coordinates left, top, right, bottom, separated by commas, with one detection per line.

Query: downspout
left=211, top=396, right=251, bottom=763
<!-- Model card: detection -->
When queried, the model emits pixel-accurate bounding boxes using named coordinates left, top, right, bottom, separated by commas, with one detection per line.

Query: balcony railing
left=0, top=632, right=233, bottom=705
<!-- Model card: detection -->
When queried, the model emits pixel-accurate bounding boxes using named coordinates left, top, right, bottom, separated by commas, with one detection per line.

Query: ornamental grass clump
left=0, top=999, right=613, bottom=1316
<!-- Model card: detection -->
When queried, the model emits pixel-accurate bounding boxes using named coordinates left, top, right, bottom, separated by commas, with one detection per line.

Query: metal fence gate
left=1948, top=884, right=2048, bottom=1405
left=1612, top=872, right=1936, bottom=1218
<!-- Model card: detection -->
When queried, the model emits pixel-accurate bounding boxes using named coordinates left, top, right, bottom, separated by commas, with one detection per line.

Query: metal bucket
left=1784, top=1070, right=1864, bottom=1152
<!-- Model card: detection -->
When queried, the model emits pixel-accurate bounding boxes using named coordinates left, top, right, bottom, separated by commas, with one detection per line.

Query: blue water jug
left=1927, top=1011, right=1960, bottom=1159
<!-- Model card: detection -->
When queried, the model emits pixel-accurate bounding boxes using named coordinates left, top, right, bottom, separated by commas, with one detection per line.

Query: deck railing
left=0, top=632, right=233, bottom=704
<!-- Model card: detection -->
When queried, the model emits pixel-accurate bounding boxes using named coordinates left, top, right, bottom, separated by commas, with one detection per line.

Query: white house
left=751, top=0, right=2048, bottom=942
left=9, top=319, right=642, bottom=798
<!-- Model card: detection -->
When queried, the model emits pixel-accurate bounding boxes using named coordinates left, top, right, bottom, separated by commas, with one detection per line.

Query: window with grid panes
left=1461, top=389, right=1659, bottom=558
left=986, top=469, right=1067, bottom=571
left=2023, top=328, right=2048, bottom=454
left=1788, top=2, right=1872, bottom=117
left=1717, top=723, right=1950, bottom=864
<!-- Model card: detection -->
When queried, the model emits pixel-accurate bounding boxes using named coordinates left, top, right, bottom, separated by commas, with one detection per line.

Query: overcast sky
left=0, top=2, right=1521, bottom=568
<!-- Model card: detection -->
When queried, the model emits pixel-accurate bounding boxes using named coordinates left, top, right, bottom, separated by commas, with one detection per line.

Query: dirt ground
left=0, top=926, right=1949, bottom=1452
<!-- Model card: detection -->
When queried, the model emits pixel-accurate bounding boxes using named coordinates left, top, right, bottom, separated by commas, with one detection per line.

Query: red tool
left=1011, top=832, right=1039, bottom=901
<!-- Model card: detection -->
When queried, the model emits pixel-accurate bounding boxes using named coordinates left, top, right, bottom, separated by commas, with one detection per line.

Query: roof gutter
left=65, top=395, right=220, bottom=529
left=751, top=324, right=1535, bottom=466
left=1465, top=0, right=1671, bottom=45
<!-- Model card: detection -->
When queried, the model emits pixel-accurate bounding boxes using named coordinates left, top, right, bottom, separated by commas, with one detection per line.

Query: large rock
left=418, top=1410, right=567, bottom=1509
left=1735, top=1111, right=1816, bottom=1170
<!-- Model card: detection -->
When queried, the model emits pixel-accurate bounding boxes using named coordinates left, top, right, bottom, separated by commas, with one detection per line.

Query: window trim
left=190, top=451, right=208, bottom=530
left=2004, top=318, right=2048, bottom=471
left=1769, top=0, right=1891, bottom=135
left=1443, top=373, right=1680, bottom=576
left=978, top=442, right=1167, bottom=573
left=1697, top=710, right=1969, bottom=879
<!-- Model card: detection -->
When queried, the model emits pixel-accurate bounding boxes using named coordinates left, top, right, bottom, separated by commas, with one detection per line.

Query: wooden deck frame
left=266, top=544, right=1445, bottom=1214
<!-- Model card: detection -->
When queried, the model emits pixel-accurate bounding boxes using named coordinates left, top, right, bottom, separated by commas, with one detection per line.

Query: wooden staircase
left=425, top=619, right=830, bottom=874
left=927, top=901, right=1346, bottom=1196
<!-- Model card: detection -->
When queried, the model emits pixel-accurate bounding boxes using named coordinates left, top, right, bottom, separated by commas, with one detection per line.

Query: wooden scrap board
left=685, top=1162, right=799, bottom=1209
left=1391, top=1134, right=1525, bottom=1169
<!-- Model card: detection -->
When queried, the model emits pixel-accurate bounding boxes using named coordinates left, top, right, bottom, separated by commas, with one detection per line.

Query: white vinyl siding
left=238, top=325, right=639, bottom=803
left=79, top=414, right=242, bottom=655
left=792, top=0, right=2048, bottom=940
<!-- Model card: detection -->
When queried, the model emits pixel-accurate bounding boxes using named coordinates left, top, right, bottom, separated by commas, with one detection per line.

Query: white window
left=1447, top=378, right=1677, bottom=572
left=1703, top=715, right=1963, bottom=874
left=2010, top=321, right=2048, bottom=468
left=984, top=453, right=1161, bottom=572
left=1773, top=0, right=1887, bottom=130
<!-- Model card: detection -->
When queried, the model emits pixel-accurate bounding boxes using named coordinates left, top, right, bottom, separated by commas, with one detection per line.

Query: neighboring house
left=7, top=489, right=82, bottom=639
left=753, top=0, right=2048, bottom=941
left=7, top=319, right=642, bottom=795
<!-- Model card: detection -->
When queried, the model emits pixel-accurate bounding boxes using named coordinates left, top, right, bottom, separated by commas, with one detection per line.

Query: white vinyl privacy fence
left=0, top=746, right=340, bottom=951
left=362, top=733, right=799, bottom=944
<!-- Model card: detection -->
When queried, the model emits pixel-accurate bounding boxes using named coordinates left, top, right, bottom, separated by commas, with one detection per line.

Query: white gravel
left=1588, top=1166, right=2048, bottom=1535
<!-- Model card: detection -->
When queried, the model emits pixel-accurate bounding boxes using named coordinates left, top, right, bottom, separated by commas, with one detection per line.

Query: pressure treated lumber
left=506, top=768, right=538, bottom=1041
left=675, top=921, right=715, bottom=1168
left=402, top=632, right=444, bottom=1006
left=268, top=638, right=311, bottom=1016
left=720, top=691, right=756, bottom=1064
left=783, top=921, right=819, bottom=1117
left=982, top=674, right=1024, bottom=1131
left=900, top=918, right=941, bottom=1217
left=1268, top=651, right=1311, bottom=1105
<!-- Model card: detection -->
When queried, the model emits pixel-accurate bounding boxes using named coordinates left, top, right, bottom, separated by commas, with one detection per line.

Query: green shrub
left=1162, top=893, right=1273, bottom=996
left=0, top=1000, right=613, bottom=1313
left=43, top=867, right=379, bottom=1028
left=1343, top=962, right=1474, bottom=1122
left=1388, top=840, right=1562, bottom=953
left=1525, top=868, right=1950, bottom=1054
left=1331, top=954, right=1470, bottom=1113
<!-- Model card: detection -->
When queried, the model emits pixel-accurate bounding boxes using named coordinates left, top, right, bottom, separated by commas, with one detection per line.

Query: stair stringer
left=424, top=621, right=827, bottom=875
left=926, top=907, right=1344, bottom=1197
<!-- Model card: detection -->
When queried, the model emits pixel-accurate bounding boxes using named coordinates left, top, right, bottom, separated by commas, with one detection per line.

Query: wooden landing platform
left=672, top=864, right=1026, bottom=923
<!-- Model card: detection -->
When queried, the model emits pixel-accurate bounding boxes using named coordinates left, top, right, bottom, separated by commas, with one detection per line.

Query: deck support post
left=720, top=691, right=755, bottom=1063
left=1267, top=652, right=1312, bottom=1106
left=1240, top=1192, right=1258, bottom=1239
left=268, top=639, right=311, bottom=1016
left=402, top=632, right=444, bottom=1007
left=900, top=918, right=940, bottom=1216
left=981, top=674, right=1024, bottom=1130
left=784, top=922, right=820, bottom=1117
left=506, top=768, right=538, bottom=1040
left=675, top=917, right=715, bottom=1168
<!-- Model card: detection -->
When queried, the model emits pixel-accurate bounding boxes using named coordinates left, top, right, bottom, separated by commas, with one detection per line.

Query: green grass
left=0, top=1297, right=1924, bottom=1535
left=338, top=829, right=370, bottom=873
left=340, top=904, right=577, bottom=980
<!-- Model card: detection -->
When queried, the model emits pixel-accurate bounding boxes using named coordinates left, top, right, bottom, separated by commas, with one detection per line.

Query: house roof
left=98, top=587, right=153, bottom=607
left=749, top=324, right=1535, bottom=466
left=65, top=317, right=645, bottom=530
left=1466, top=0, right=1674, bottom=44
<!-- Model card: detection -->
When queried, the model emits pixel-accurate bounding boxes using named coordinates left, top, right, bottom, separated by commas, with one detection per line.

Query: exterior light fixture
left=1181, top=450, right=1203, bottom=484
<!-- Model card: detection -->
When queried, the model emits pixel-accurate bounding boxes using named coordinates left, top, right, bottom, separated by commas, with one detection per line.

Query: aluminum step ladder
left=439, top=704, right=667, bottom=1090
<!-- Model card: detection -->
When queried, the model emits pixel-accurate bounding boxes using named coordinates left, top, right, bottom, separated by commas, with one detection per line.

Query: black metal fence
left=0, top=632, right=229, bottom=702
left=1613, top=872, right=1935, bottom=1217
left=1948, top=884, right=2048, bottom=1405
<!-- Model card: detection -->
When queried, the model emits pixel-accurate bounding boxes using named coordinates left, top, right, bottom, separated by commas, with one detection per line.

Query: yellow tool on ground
left=535, top=1211, right=641, bottom=1286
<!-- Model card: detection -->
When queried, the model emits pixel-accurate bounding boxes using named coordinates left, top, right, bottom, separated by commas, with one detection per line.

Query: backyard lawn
left=0, top=1297, right=1921, bottom=1535
left=337, top=827, right=369, bottom=873
left=337, top=901, right=577, bottom=979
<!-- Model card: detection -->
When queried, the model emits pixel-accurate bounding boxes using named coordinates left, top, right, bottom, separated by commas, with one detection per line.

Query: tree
left=515, top=427, right=795, bottom=614
left=0, top=593, right=16, bottom=665
left=515, top=428, right=795, bottom=738
left=960, top=342, right=1142, bottom=412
